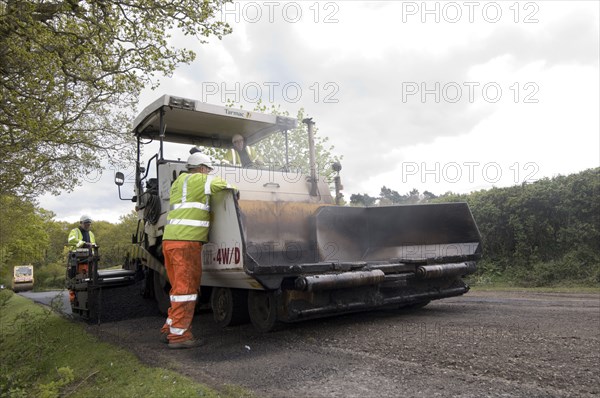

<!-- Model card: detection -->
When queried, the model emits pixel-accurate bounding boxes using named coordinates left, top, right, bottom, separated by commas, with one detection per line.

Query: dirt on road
left=86, top=290, right=600, bottom=398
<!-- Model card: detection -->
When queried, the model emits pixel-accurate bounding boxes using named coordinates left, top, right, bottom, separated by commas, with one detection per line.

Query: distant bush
left=34, top=262, right=66, bottom=290
left=437, top=168, right=600, bottom=288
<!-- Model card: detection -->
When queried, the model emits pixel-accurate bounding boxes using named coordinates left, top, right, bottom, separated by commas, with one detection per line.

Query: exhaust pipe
left=303, top=118, right=318, bottom=197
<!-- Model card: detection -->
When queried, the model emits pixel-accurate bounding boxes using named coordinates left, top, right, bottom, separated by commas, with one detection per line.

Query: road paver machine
left=72, top=95, right=483, bottom=330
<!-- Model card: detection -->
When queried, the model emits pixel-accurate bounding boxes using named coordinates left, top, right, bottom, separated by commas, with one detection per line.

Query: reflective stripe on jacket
left=224, top=146, right=260, bottom=166
left=163, top=172, right=235, bottom=242
left=67, top=228, right=96, bottom=249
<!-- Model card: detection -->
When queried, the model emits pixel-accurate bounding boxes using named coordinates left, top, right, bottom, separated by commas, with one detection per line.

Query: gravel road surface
left=75, top=289, right=600, bottom=398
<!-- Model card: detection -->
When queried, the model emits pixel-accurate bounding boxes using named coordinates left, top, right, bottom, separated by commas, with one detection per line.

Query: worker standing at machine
left=68, top=215, right=96, bottom=250
left=66, top=215, right=97, bottom=305
left=224, top=134, right=263, bottom=167
left=160, top=153, right=237, bottom=349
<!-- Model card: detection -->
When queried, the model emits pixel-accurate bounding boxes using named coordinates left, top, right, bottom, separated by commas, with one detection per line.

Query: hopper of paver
left=313, top=202, right=482, bottom=264
left=240, top=201, right=481, bottom=290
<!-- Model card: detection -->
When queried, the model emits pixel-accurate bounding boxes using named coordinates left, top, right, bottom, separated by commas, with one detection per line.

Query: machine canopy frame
left=132, top=95, right=297, bottom=149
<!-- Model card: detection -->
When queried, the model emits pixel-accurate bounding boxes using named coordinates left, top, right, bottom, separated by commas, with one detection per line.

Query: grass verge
left=0, top=290, right=253, bottom=398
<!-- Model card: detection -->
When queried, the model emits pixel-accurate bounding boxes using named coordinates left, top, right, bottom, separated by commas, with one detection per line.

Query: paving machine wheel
left=211, top=287, right=250, bottom=327
left=248, top=290, right=279, bottom=332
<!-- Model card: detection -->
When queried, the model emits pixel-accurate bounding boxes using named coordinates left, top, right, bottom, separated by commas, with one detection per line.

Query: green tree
left=93, top=211, right=138, bottom=267
left=379, top=187, right=432, bottom=205
left=0, top=0, right=232, bottom=199
left=0, top=195, right=49, bottom=286
left=422, top=190, right=438, bottom=202
left=379, top=186, right=402, bottom=205
left=38, top=209, right=70, bottom=265
left=0, top=195, right=49, bottom=265
left=349, top=193, right=377, bottom=206
left=255, top=108, right=341, bottom=182
left=433, top=168, right=600, bottom=286
left=405, top=188, right=421, bottom=204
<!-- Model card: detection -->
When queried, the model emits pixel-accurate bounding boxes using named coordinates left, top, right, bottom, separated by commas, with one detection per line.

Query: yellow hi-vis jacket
left=68, top=228, right=96, bottom=249
left=223, top=146, right=261, bottom=166
left=163, top=172, right=236, bottom=242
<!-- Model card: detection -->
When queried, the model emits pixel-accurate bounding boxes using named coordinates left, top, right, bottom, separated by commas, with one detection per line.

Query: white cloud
left=38, top=165, right=134, bottom=223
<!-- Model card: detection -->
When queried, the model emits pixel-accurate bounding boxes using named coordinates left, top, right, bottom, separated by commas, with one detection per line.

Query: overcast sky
left=40, top=1, right=599, bottom=223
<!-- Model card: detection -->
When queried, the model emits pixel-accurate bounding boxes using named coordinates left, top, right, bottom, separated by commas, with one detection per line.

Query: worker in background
left=223, top=134, right=263, bottom=167
left=66, top=215, right=97, bottom=288
left=160, top=152, right=238, bottom=349
left=68, top=215, right=96, bottom=250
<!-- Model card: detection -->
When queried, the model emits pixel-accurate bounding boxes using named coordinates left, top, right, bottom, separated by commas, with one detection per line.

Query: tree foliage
left=349, top=193, right=377, bottom=206
left=433, top=168, right=600, bottom=286
left=254, top=107, right=341, bottom=182
left=0, top=195, right=49, bottom=265
left=350, top=187, right=437, bottom=206
left=0, top=0, right=232, bottom=199
left=0, top=195, right=51, bottom=286
left=92, top=211, right=138, bottom=266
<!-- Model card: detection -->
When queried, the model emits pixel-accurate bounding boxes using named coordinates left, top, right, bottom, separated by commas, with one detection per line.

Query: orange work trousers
left=160, top=240, right=203, bottom=343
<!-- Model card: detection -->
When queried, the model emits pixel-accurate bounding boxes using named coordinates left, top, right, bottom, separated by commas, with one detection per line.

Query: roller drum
left=12, top=282, right=34, bottom=292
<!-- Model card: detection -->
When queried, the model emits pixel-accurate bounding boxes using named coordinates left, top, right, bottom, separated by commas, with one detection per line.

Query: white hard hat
left=232, top=134, right=244, bottom=143
left=80, top=215, right=92, bottom=223
left=187, top=153, right=213, bottom=170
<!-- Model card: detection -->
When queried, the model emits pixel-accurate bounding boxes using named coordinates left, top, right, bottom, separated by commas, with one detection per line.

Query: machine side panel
left=203, top=191, right=263, bottom=289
